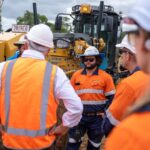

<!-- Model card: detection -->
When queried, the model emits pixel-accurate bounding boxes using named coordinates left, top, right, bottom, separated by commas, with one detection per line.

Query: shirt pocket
left=74, top=79, right=84, bottom=88
left=91, top=81, right=104, bottom=90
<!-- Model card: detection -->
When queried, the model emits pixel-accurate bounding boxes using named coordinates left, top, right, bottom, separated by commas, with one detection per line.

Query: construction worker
left=102, top=35, right=150, bottom=136
left=7, top=35, right=28, bottom=60
left=105, top=0, right=150, bottom=149
left=66, top=46, right=115, bottom=150
left=0, top=24, right=83, bottom=150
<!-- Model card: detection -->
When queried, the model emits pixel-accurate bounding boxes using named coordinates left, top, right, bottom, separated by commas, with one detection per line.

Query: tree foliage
left=16, top=11, right=69, bottom=33
left=61, top=17, right=71, bottom=33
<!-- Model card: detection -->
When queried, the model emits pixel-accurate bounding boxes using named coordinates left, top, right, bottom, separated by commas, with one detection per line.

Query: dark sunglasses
left=84, top=58, right=95, bottom=62
left=122, top=17, right=139, bottom=33
left=119, top=49, right=128, bottom=55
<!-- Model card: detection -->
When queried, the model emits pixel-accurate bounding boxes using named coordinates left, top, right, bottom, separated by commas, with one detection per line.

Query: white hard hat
left=116, top=35, right=136, bottom=54
left=80, top=46, right=100, bottom=57
left=14, top=35, right=27, bottom=45
left=26, top=24, right=54, bottom=48
left=128, top=0, right=150, bottom=32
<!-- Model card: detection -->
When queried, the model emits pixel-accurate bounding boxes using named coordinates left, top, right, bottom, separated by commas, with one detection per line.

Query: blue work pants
left=66, top=115, right=103, bottom=150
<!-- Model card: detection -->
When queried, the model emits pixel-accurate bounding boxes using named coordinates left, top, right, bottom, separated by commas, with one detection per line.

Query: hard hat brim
left=80, top=53, right=100, bottom=57
left=129, top=6, right=150, bottom=32
left=14, top=41, right=26, bottom=45
left=122, top=23, right=139, bottom=33
left=80, top=53, right=105, bottom=59
left=116, top=43, right=123, bottom=48
left=116, top=43, right=136, bottom=54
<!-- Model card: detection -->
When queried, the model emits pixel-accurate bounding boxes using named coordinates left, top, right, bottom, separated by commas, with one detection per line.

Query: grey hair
left=28, top=40, right=49, bottom=52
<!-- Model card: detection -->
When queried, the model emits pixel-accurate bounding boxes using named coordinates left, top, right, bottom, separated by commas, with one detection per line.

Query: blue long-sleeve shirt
left=7, top=51, right=20, bottom=60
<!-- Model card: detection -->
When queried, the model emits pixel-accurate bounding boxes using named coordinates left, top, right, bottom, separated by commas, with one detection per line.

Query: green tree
left=17, top=11, right=34, bottom=25
left=62, top=17, right=71, bottom=33
left=16, top=11, right=69, bottom=33
left=16, top=11, right=55, bottom=31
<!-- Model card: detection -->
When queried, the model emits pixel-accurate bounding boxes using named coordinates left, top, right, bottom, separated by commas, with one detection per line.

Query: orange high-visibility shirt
left=105, top=112, right=150, bottom=150
left=0, top=58, right=57, bottom=149
left=71, top=68, right=115, bottom=112
left=106, top=71, right=150, bottom=125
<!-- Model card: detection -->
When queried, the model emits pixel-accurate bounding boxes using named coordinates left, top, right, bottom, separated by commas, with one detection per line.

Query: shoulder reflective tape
left=5, top=60, right=17, bottom=130
left=76, top=89, right=104, bottom=95
left=105, top=90, right=116, bottom=96
left=106, top=109, right=120, bottom=126
left=40, top=62, right=52, bottom=129
left=82, top=100, right=106, bottom=105
left=54, top=66, right=57, bottom=98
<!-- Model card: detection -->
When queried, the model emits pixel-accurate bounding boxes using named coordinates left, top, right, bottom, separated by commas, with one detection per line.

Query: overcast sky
left=1, top=0, right=136, bottom=30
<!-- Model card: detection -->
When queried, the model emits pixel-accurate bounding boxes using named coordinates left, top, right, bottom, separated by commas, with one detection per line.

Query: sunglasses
left=84, top=58, right=95, bottom=62
left=122, top=17, right=139, bottom=33
left=119, top=48, right=134, bottom=55
left=119, top=49, right=128, bottom=55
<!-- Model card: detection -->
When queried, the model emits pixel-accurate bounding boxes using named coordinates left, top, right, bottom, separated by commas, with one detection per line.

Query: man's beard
left=85, top=63, right=97, bottom=70
left=120, top=65, right=127, bottom=71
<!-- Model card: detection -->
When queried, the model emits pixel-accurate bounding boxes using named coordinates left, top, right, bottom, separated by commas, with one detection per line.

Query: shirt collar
left=130, top=66, right=141, bottom=75
left=21, top=49, right=45, bottom=60
left=81, top=67, right=99, bottom=75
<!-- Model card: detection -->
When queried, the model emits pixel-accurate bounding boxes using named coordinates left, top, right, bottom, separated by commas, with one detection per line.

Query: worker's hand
left=99, top=38, right=105, bottom=51
left=48, top=124, right=69, bottom=137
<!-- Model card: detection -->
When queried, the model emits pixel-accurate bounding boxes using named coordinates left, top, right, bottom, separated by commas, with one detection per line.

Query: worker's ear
left=124, top=52, right=130, bottom=61
left=129, top=53, right=134, bottom=62
left=43, top=48, right=50, bottom=57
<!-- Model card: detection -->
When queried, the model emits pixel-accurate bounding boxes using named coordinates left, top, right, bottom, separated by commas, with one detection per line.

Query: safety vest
left=71, top=69, right=115, bottom=112
left=0, top=58, right=58, bottom=149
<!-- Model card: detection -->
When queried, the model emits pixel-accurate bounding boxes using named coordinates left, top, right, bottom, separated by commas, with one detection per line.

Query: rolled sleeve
left=108, top=82, right=134, bottom=122
left=54, top=67, right=83, bottom=127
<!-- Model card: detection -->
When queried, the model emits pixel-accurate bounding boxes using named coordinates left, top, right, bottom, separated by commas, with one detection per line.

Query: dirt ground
left=80, top=135, right=105, bottom=150
left=55, top=103, right=105, bottom=150
left=55, top=134, right=105, bottom=150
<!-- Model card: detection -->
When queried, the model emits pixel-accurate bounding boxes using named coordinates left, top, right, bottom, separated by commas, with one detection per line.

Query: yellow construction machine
left=48, top=1, right=121, bottom=149
left=0, top=32, right=24, bottom=62
left=49, top=1, right=121, bottom=77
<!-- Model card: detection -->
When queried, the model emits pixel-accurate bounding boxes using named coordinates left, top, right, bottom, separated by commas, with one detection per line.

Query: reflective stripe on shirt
left=76, top=89, right=104, bottom=95
left=105, top=90, right=116, bottom=96
left=82, top=100, right=107, bottom=105
left=106, top=109, right=120, bottom=126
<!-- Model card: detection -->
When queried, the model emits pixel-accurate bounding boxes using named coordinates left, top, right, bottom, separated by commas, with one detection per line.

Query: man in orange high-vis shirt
left=66, top=46, right=115, bottom=150
left=0, top=24, right=83, bottom=150
left=105, top=0, right=150, bottom=149
left=102, top=35, right=150, bottom=136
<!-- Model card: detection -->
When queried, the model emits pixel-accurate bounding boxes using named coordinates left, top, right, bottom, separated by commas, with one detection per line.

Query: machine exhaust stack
left=33, top=2, right=39, bottom=25
left=97, top=1, right=104, bottom=39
